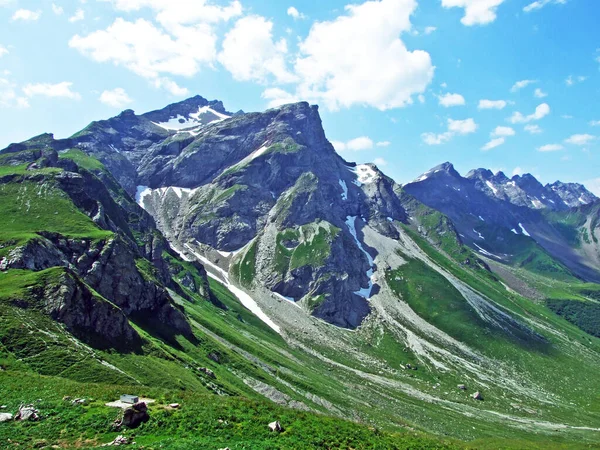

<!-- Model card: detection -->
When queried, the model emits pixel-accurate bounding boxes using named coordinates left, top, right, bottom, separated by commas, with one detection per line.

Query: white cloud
left=11, top=9, right=41, bottom=21
left=69, top=8, right=85, bottom=23
left=422, top=132, right=453, bottom=145
left=537, top=144, right=563, bottom=152
left=373, top=157, right=387, bottom=166
left=441, top=0, right=505, bottom=26
left=0, top=78, right=30, bottom=109
left=22, top=82, right=81, bottom=100
left=510, top=79, right=536, bottom=92
left=287, top=6, right=305, bottom=20
left=512, top=167, right=523, bottom=176
left=524, top=0, right=567, bottom=13
left=219, top=15, right=296, bottom=84
left=70, top=1, right=241, bottom=94
left=508, top=103, right=550, bottom=124
left=482, top=137, right=505, bottom=151
left=99, top=87, right=133, bottom=108
left=422, top=117, right=477, bottom=145
left=524, top=124, right=542, bottom=134
left=590, top=120, right=600, bottom=127
left=448, top=118, right=477, bottom=134
left=565, top=75, right=587, bottom=86
left=564, top=134, right=596, bottom=146
left=424, top=26, right=437, bottom=34
left=376, top=141, right=391, bottom=147
left=70, top=18, right=217, bottom=79
left=152, top=77, right=188, bottom=96
left=438, top=92, right=465, bottom=107
left=561, top=114, right=573, bottom=119
left=418, top=94, right=425, bottom=104
left=492, top=126, right=515, bottom=137
left=478, top=99, right=506, bottom=110
left=0, top=45, right=8, bottom=58
left=482, top=125, right=514, bottom=151
left=104, top=0, right=243, bottom=28
left=262, top=87, right=299, bottom=108
left=332, top=137, right=377, bottom=152
left=289, top=0, right=434, bottom=111
left=534, top=88, right=547, bottom=98
left=52, top=4, right=63, bottom=15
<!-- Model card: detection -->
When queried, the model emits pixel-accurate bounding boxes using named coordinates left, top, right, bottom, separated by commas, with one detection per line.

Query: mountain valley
left=1, top=96, right=600, bottom=449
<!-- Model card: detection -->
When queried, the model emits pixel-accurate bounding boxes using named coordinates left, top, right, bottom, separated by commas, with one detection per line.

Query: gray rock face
left=128, top=101, right=406, bottom=328
left=40, top=269, right=140, bottom=349
left=547, top=181, right=598, bottom=208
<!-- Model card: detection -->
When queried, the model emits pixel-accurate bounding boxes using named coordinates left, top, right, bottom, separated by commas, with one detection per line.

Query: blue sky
left=0, top=0, right=599, bottom=192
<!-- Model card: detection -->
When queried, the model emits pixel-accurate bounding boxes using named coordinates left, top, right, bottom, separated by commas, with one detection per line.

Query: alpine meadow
left=0, top=1, right=599, bottom=449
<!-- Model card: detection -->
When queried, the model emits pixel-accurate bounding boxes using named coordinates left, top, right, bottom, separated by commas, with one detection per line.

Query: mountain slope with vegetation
left=1, top=96, right=600, bottom=449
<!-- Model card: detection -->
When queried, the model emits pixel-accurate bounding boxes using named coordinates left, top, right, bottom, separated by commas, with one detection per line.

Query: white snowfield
left=338, top=179, right=348, bottom=200
left=152, top=106, right=231, bottom=131
left=135, top=185, right=198, bottom=207
left=183, top=243, right=281, bottom=334
left=485, top=180, right=498, bottom=195
left=518, top=223, right=531, bottom=237
left=348, top=164, right=377, bottom=186
left=356, top=164, right=377, bottom=184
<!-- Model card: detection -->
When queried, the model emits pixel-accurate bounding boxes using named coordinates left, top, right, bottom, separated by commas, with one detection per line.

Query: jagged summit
left=547, top=180, right=598, bottom=208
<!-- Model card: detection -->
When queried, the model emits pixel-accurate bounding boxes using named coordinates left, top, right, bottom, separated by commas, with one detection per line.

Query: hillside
left=1, top=96, right=600, bottom=449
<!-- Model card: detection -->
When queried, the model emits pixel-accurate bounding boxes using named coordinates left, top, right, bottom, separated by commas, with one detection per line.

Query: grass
left=59, top=148, right=106, bottom=172
left=546, top=299, right=600, bottom=338
left=273, top=221, right=339, bottom=275
left=237, top=239, right=257, bottom=287
left=0, top=371, right=464, bottom=450
left=0, top=180, right=112, bottom=255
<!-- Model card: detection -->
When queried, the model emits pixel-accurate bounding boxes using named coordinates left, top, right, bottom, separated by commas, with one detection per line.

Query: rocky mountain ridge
left=404, top=162, right=600, bottom=282
left=2, top=95, right=600, bottom=445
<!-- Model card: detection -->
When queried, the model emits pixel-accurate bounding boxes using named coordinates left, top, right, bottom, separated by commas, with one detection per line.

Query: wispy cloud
left=564, top=134, right=596, bottom=146
left=508, top=103, right=550, bottom=124
left=422, top=118, right=477, bottom=145
left=537, top=144, right=563, bottom=152
left=478, top=99, right=507, bottom=110
left=511, top=79, right=536, bottom=92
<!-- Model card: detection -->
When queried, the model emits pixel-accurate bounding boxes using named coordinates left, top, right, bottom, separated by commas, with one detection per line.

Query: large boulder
left=122, top=402, right=149, bottom=428
left=15, top=405, right=39, bottom=421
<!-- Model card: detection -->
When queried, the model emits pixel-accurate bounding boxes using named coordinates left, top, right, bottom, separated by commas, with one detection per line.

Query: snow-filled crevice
left=345, top=216, right=375, bottom=299
left=183, top=243, right=281, bottom=334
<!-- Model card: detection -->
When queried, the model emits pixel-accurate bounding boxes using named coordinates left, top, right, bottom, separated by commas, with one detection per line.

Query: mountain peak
left=466, top=168, right=494, bottom=180
left=141, top=95, right=234, bottom=131
left=547, top=181, right=598, bottom=208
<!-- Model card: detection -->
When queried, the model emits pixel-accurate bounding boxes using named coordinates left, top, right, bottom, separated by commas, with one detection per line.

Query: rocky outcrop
left=0, top=237, right=67, bottom=271
left=121, top=402, right=149, bottom=428
left=40, top=268, right=140, bottom=349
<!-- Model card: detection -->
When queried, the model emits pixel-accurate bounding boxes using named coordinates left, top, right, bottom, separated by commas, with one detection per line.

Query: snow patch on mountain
left=518, top=223, right=531, bottom=237
left=338, top=179, right=348, bottom=200
left=135, top=185, right=152, bottom=207
left=485, top=180, right=498, bottom=195
left=184, top=243, right=281, bottom=333
left=152, top=106, right=231, bottom=131
left=346, top=216, right=375, bottom=299
left=354, top=164, right=377, bottom=184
